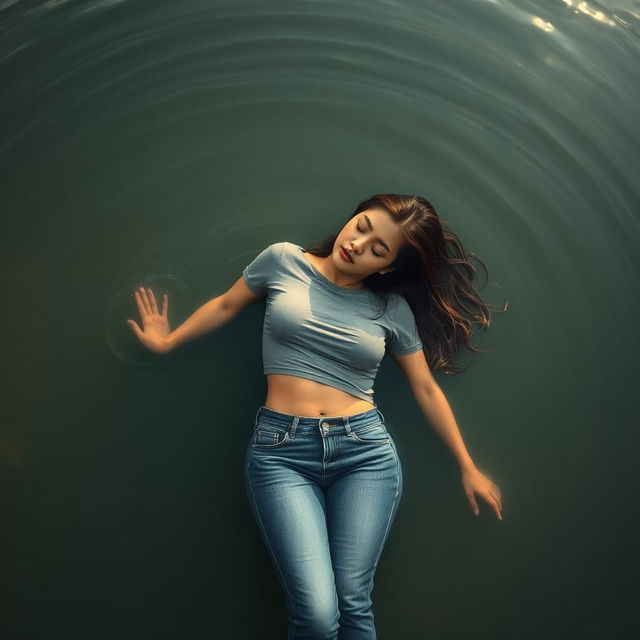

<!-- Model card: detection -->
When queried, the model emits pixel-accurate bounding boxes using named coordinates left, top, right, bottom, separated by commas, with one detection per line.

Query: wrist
left=459, top=459, right=477, bottom=473
left=163, top=333, right=176, bottom=353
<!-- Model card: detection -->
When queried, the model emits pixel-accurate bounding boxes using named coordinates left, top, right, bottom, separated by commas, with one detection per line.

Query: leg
left=245, top=449, right=340, bottom=639
left=326, top=443, right=403, bottom=639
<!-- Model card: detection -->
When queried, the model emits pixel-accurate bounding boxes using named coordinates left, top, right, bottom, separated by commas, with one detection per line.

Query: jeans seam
left=245, top=454, right=297, bottom=637
left=350, top=425, right=390, bottom=444
left=366, top=442, right=401, bottom=598
left=252, top=431, right=290, bottom=448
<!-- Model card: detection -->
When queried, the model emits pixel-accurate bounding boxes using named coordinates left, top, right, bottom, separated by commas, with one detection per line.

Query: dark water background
left=1, top=0, right=639, bottom=638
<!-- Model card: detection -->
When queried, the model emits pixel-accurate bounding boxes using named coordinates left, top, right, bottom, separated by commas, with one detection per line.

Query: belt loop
left=375, top=406, right=386, bottom=424
left=290, top=416, right=300, bottom=439
left=254, top=405, right=263, bottom=427
left=344, top=414, right=352, bottom=435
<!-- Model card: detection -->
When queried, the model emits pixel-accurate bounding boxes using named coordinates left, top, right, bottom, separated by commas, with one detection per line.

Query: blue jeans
left=244, top=404, right=403, bottom=640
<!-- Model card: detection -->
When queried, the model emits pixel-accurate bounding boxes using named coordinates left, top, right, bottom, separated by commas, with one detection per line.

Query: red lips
left=341, top=247, right=353, bottom=262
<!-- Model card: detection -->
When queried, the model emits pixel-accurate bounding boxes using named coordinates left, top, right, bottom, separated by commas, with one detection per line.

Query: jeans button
left=321, top=421, right=329, bottom=431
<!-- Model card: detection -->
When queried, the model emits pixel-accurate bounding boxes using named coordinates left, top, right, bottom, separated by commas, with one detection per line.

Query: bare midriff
left=265, top=374, right=375, bottom=418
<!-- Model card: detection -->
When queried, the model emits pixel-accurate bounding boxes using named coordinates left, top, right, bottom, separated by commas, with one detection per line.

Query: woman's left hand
left=461, top=466, right=503, bottom=520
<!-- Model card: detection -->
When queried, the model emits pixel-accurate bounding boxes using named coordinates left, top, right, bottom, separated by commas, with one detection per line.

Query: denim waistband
left=254, top=404, right=386, bottom=434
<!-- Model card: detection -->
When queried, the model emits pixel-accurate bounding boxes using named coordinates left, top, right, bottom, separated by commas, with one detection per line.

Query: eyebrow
left=363, top=214, right=392, bottom=253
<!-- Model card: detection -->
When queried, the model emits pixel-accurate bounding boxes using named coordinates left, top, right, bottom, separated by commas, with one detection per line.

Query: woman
left=127, top=193, right=504, bottom=639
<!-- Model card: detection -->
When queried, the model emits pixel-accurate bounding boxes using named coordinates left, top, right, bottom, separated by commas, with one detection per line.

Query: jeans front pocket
left=252, top=425, right=291, bottom=448
left=350, top=423, right=390, bottom=445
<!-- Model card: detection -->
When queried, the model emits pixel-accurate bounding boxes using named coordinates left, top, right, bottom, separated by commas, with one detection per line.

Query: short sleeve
left=242, top=243, right=282, bottom=297
left=386, top=294, right=423, bottom=356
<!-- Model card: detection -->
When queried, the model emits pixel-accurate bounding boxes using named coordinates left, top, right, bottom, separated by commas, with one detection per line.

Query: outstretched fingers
left=146, top=288, right=159, bottom=315
left=134, top=288, right=150, bottom=317
left=161, top=293, right=168, bottom=317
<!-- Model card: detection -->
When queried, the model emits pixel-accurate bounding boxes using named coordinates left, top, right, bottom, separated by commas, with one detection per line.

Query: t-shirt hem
left=387, top=342, right=423, bottom=356
left=242, top=270, right=263, bottom=296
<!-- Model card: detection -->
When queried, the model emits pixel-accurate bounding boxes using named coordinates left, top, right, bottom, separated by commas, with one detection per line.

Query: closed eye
left=356, top=224, right=384, bottom=257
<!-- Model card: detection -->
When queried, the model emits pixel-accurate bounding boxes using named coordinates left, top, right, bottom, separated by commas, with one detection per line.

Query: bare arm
left=165, top=295, right=232, bottom=351
left=128, top=275, right=263, bottom=353
left=393, top=349, right=503, bottom=520
left=167, top=274, right=264, bottom=351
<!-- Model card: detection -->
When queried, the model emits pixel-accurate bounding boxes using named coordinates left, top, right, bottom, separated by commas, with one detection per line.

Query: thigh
left=245, top=449, right=338, bottom=616
left=325, top=442, right=403, bottom=594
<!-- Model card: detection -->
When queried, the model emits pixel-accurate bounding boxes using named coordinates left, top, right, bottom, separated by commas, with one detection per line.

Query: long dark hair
left=302, top=194, right=507, bottom=375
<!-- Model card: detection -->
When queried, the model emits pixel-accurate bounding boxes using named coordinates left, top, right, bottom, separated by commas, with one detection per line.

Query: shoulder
left=394, top=293, right=412, bottom=308
left=248, top=242, right=288, bottom=264
left=268, top=241, right=298, bottom=259
left=386, top=291, right=409, bottom=311
left=385, top=292, right=417, bottom=321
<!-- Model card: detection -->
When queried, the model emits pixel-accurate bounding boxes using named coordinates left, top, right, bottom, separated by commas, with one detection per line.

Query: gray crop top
left=242, top=241, right=423, bottom=403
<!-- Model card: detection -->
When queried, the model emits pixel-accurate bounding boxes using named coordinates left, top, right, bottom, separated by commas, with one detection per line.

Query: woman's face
left=332, top=208, right=405, bottom=278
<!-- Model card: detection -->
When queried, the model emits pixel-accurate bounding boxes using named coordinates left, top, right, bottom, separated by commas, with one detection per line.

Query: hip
left=245, top=404, right=402, bottom=484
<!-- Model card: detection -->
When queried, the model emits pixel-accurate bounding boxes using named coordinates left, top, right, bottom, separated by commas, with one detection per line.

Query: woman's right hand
left=127, top=287, right=173, bottom=354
